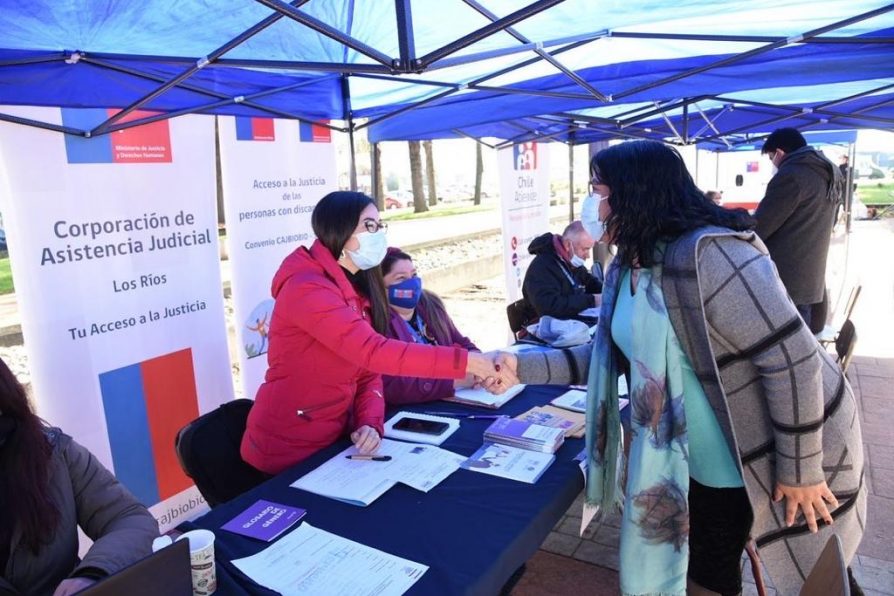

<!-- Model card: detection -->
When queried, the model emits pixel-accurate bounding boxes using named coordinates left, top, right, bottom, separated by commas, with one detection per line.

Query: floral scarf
left=585, top=252, right=691, bottom=595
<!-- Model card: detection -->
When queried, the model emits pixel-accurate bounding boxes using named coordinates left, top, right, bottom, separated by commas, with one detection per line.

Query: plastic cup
left=176, top=529, right=217, bottom=595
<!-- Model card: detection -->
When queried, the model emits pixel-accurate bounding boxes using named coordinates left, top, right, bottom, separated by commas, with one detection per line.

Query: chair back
left=174, top=399, right=267, bottom=507
left=842, top=285, right=861, bottom=322
left=800, top=534, right=850, bottom=596
left=835, top=319, right=857, bottom=374
left=506, top=299, right=538, bottom=339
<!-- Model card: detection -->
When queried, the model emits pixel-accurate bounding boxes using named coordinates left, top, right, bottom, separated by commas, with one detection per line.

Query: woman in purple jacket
left=381, top=248, right=480, bottom=404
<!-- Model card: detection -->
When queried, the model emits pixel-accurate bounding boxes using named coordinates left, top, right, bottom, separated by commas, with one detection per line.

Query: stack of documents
left=483, top=417, right=565, bottom=454
left=515, top=405, right=585, bottom=438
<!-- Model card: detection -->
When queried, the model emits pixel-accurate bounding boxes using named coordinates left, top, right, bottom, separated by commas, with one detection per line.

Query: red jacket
left=382, top=304, right=478, bottom=405
left=241, top=240, right=468, bottom=474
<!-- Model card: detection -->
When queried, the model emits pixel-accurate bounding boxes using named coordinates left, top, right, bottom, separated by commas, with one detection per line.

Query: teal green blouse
left=611, top=269, right=743, bottom=488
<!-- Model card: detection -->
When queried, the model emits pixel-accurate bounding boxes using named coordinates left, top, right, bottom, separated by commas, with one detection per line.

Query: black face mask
left=0, top=416, right=16, bottom=448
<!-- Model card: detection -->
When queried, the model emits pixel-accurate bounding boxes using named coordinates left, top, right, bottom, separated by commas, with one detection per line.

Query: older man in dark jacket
left=755, top=128, right=841, bottom=330
left=522, top=221, right=602, bottom=321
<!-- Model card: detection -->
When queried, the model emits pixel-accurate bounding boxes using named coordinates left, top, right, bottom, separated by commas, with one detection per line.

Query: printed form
left=290, top=439, right=465, bottom=505
left=232, top=522, right=427, bottom=596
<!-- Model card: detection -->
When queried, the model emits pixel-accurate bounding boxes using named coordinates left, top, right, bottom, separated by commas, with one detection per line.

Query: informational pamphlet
left=483, top=417, right=565, bottom=454
left=515, top=405, right=584, bottom=438
left=232, top=523, right=427, bottom=596
left=290, top=439, right=465, bottom=506
left=461, top=443, right=555, bottom=484
left=551, top=388, right=587, bottom=413
left=221, top=499, right=305, bottom=542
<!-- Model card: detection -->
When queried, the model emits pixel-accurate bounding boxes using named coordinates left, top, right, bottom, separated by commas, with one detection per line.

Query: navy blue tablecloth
left=185, top=385, right=584, bottom=596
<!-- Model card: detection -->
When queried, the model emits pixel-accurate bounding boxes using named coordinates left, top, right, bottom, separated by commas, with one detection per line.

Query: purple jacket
left=383, top=303, right=478, bottom=405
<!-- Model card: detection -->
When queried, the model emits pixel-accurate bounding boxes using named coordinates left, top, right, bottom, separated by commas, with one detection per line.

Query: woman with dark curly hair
left=500, top=141, right=865, bottom=595
left=0, top=357, right=158, bottom=595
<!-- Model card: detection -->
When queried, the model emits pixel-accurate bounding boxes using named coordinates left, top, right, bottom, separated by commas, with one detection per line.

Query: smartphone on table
left=393, top=417, right=450, bottom=435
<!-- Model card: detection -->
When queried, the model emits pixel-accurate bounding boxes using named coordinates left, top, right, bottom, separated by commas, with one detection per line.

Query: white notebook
left=443, top=383, right=526, bottom=409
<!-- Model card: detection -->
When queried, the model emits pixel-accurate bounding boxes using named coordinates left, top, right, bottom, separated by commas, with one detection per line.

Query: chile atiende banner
left=498, top=142, right=551, bottom=303
left=0, top=106, right=234, bottom=531
left=218, top=116, right=337, bottom=401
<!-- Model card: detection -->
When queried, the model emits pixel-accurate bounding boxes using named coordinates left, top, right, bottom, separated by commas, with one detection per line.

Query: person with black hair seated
left=0, top=357, right=158, bottom=595
left=380, top=247, right=480, bottom=405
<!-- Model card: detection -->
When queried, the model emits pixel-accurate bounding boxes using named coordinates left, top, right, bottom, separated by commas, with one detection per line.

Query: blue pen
left=421, top=412, right=505, bottom=420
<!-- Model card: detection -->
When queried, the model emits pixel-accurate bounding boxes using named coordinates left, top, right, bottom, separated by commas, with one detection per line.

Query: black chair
left=835, top=319, right=858, bottom=374
left=506, top=298, right=538, bottom=340
left=174, top=399, right=268, bottom=507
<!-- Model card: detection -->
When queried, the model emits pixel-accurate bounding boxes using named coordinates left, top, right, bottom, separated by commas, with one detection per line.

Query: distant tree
left=371, top=142, right=384, bottom=210
left=409, top=141, right=428, bottom=213
left=423, top=140, right=437, bottom=206
left=473, top=142, right=484, bottom=206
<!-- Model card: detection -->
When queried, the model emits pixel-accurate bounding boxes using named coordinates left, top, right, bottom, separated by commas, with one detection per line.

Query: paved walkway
left=439, top=219, right=894, bottom=595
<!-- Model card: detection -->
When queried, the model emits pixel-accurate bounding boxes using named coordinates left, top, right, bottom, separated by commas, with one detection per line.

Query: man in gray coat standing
left=755, top=128, right=841, bottom=331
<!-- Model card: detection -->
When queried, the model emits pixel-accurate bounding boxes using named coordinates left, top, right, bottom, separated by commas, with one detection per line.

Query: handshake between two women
left=464, top=351, right=520, bottom=395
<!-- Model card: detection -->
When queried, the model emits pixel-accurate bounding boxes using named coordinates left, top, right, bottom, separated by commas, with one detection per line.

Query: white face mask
left=581, top=193, right=608, bottom=243
left=347, top=229, right=388, bottom=270
left=570, top=254, right=587, bottom=268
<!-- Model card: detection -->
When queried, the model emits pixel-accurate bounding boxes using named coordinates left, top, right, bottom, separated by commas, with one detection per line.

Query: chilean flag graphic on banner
left=235, top=116, right=276, bottom=141
left=61, top=108, right=173, bottom=164
left=98, top=348, right=200, bottom=505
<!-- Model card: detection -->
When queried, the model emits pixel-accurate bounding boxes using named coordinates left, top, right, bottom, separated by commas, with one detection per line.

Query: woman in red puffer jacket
left=241, top=192, right=507, bottom=475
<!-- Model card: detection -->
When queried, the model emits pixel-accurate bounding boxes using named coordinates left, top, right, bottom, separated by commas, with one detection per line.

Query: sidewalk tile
left=870, top=444, right=894, bottom=471
left=859, top=495, right=894, bottom=562
left=511, top=550, right=619, bottom=596
left=573, top=540, right=620, bottom=571
left=541, top=531, right=580, bottom=557
left=852, top=554, right=894, bottom=595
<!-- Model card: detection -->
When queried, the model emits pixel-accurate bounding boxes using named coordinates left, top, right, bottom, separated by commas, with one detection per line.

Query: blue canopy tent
left=0, top=0, right=892, bottom=183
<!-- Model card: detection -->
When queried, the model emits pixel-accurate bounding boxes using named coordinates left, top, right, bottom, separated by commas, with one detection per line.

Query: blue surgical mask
left=581, top=193, right=608, bottom=243
left=570, top=254, right=587, bottom=268
left=388, top=276, right=423, bottom=309
left=347, top=230, right=388, bottom=270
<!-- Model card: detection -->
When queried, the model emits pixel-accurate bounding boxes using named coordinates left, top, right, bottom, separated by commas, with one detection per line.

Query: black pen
left=345, top=455, right=392, bottom=461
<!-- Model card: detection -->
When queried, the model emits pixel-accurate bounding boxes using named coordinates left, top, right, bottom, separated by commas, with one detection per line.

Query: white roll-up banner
left=498, top=142, right=551, bottom=303
left=217, top=117, right=337, bottom=401
left=0, top=106, right=234, bottom=531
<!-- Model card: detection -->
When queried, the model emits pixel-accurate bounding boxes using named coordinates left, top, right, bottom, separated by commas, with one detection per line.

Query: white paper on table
left=551, top=389, right=587, bottom=413
left=232, top=522, right=428, bottom=596
left=383, top=441, right=466, bottom=492
left=290, top=439, right=463, bottom=505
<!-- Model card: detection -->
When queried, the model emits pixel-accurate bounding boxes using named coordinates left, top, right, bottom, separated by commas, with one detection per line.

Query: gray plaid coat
left=517, top=227, right=866, bottom=595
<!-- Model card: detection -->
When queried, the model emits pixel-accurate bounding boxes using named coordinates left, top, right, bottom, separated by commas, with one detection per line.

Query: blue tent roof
left=0, top=0, right=892, bottom=142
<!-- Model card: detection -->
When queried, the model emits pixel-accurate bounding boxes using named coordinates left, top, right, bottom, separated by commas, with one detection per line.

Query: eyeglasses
left=361, top=218, right=388, bottom=234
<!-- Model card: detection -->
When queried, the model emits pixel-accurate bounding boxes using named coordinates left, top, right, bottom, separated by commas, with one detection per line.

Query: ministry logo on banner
left=299, top=121, right=331, bottom=143
left=235, top=116, right=276, bottom=141
left=513, top=142, right=537, bottom=170
left=61, top=108, right=172, bottom=164
left=98, top=348, right=200, bottom=505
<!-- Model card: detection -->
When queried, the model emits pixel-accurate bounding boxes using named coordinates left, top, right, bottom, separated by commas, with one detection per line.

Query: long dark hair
left=381, top=249, right=452, bottom=343
left=591, top=141, right=755, bottom=268
left=311, top=191, right=390, bottom=333
left=0, top=357, right=59, bottom=553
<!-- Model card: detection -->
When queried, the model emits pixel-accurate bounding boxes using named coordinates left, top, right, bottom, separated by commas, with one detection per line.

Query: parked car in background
left=384, top=190, right=413, bottom=209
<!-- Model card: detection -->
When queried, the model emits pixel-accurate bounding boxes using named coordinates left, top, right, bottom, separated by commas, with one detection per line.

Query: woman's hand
left=54, top=578, right=97, bottom=596
left=454, top=372, right=476, bottom=389
left=773, top=481, right=839, bottom=533
left=350, top=425, right=381, bottom=454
